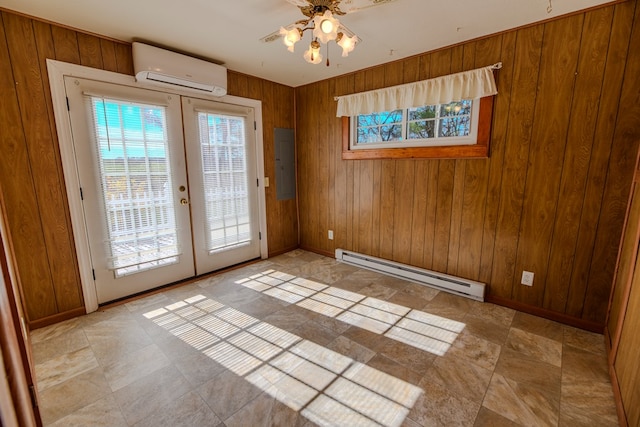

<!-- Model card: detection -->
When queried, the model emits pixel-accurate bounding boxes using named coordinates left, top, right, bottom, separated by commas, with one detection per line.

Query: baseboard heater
left=335, top=249, right=485, bottom=302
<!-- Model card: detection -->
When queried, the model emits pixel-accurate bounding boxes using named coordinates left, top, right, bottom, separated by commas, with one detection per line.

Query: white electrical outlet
left=328, top=230, right=334, bottom=240
left=521, top=271, right=534, bottom=286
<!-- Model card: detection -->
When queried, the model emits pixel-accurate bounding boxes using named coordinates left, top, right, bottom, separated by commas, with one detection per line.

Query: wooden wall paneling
left=418, top=54, right=439, bottom=271
left=402, top=55, right=426, bottom=266
left=513, top=15, right=583, bottom=307
left=457, top=36, right=502, bottom=281
left=50, top=25, right=80, bottom=64
left=378, top=159, right=396, bottom=260
left=4, top=13, right=83, bottom=313
left=379, top=62, right=403, bottom=261
left=296, top=85, right=311, bottom=248
left=0, top=13, right=57, bottom=320
left=316, top=79, right=331, bottom=253
left=99, top=39, right=119, bottom=73
left=478, top=32, right=515, bottom=285
left=367, top=68, right=385, bottom=258
left=447, top=43, right=478, bottom=277
left=614, top=249, right=640, bottom=426
left=333, top=74, right=354, bottom=251
left=113, top=43, right=133, bottom=75
left=261, top=80, right=278, bottom=253
left=327, top=79, right=336, bottom=254
left=429, top=49, right=454, bottom=273
left=608, top=170, right=640, bottom=344
left=410, top=160, right=428, bottom=266
left=583, top=0, right=640, bottom=323
left=544, top=7, right=612, bottom=313
left=276, top=83, right=297, bottom=252
left=423, top=159, right=439, bottom=270
left=226, top=71, right=247, bottom=97
left=489, top=24, right=544, bottom=298
left=77, top=33, right=104, bottom=69
left=566, top=1, right=635, bottom=318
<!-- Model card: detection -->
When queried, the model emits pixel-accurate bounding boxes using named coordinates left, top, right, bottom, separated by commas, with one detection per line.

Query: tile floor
left=32, top=250, right=619, bottom=426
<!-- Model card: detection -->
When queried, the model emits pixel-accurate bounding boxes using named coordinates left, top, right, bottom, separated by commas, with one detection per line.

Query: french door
left=182, top=97, right=260, bottom=274
left=65, top=77, right=261, bottom=303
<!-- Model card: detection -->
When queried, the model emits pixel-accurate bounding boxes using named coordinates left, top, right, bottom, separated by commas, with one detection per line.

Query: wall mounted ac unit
left=132, top=42, right=227, bottom=96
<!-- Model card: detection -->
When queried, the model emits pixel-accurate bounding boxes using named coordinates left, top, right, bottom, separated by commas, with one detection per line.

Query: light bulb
left=280, top=27, right=301, bottom=52
left=313, top=11, right=339, bottom=43
left=337, top=33, right=358, bottom=57
left=304, top=41, right=322, bottom=64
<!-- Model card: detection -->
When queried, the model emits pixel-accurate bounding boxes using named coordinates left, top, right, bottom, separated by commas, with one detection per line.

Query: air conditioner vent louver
left=132, top=42, right=227, bottom=96
left=335, top=249, right=485, bottom=301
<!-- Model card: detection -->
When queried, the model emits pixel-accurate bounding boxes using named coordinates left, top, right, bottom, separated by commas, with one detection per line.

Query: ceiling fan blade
left=339, top=0, right=398, bottom=14
left=284, top=0, right=311, bottom=7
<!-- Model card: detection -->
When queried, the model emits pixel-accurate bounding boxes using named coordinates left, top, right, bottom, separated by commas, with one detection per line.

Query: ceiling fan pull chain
left=326, top=42, right=330, bottom=66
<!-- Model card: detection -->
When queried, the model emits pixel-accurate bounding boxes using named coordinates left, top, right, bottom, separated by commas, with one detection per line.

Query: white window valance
left=335, top=62, right=502, bottom=117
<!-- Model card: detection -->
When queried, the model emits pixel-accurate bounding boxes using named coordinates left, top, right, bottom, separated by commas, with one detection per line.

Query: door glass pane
left=88, top=96, right=181, bottom=277
left=197, top=112, right=251, bottom=253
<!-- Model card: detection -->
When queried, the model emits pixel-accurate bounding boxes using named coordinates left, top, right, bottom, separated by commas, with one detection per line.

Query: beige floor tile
left=495, top=347, right=562, bottom=395
left=132, top=390, right=221, bottom=427
left=197, top=369, right=264, bottom=420
left=36, top=346, right=99, bottom=392
left=32, top=326, right=89, bottom=365
left=409, top=379, right=480, bottom=427
left=114, top=365, right=192, bottom=425
left=224, top=392, right=302, bottom=427
left=103, top=343, right=170, bottom=392
left=326, top=335, right=376, bottom=363
left=428, top=355, right=494, bottom=403
left=366, top=353, right=424, bottom=385
left=563, top=325, right=607, bottom=355
left=39, top=367, right=111, bottom=425
left=483, top=373, right=559, bottom=426
left=559, top=401, right=619, bottom=427
left=30, top=317, right=82, bottom=344
left=446, top=329, right=502, bottom=371
left=473, top=406, right=520, bottom=427
left=32, top=250, right=619, bottom=427
left=511, top=311, right=564, bottom=342
left=48, top=395, right=127, bottom=427
left=462, top=313, right=511, bottom=346
left=504, top=327, right=562, bottom=367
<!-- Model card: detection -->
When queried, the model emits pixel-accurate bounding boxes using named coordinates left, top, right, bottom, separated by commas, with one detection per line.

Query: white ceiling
left=0, top=0, right=616, bottom=87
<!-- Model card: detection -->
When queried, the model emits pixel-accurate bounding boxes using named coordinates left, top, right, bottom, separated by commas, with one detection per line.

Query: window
left=341, top=96, right=493, bottom=160
left=336, top=63, right=500, bottom=160
left=351, top=99, right=478, bottom=149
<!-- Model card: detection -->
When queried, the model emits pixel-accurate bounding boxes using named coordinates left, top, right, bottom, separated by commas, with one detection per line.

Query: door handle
left=180, top=198, right=189, bottom=205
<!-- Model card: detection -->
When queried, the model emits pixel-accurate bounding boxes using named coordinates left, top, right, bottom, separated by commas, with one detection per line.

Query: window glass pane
left=90, top=97, right=180, bottom=277
left=439, top=116, right=471, bottom=137
left=380, top=124, right=402, bottom=141
left=408, top=120, right=435, bottom=139
left=198, top=112, right=252, bottom=253
left=353, top=100, right=474, bottom=147
left=408, top=106, right=436, bottom=121
left=440, top=100, right=471, bottom=117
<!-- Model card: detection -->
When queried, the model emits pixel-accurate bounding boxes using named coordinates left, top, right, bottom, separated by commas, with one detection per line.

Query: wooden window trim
left=342, top=95, right=494, bottom=160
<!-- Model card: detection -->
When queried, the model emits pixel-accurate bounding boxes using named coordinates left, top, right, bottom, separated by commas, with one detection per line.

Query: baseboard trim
left=486, top=294, right=604, bottom=333
left=29, top=307, right=86, bottom=330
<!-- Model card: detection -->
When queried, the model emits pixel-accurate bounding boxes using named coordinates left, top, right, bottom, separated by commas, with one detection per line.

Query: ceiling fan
left=261, top=0, right=397, bottom=65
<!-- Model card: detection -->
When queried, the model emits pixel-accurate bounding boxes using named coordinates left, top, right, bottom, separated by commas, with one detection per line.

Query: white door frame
left=47, top=59, right=268, bottom=314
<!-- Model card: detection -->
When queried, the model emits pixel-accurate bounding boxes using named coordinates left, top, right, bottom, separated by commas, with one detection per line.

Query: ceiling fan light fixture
left=304, top=39, right=323, bottom=64
left=277, top=0, right=364, bottom=65
left=280, top=26, right=302, bottom=52
left=313, top=10, right=339, bottom=43
left=337, top=32, right=358, bottom=56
